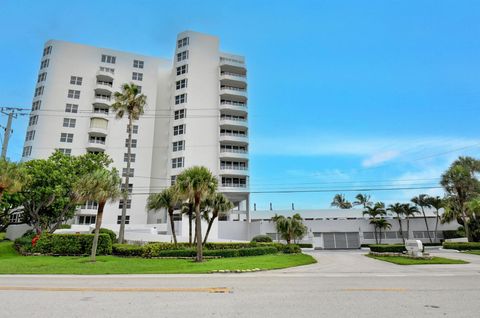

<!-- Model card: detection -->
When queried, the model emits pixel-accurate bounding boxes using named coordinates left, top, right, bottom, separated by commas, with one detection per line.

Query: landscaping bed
left=366, top=254, right=468, bottom=265
left=443, top=242, right=480, bottom=251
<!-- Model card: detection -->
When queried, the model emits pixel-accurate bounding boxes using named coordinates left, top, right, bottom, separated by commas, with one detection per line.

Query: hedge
left=443, top=242, right=480, bottom=251
left=369, top=244, right=406, bottom=253
left=14, top=234, right=112, bottom=255
left=282, top=244, right=301, bottom=254
left=141, top=246, right=279, bottom=258
left=99, top=228, right=117, bottom=243
left=251, top=235, right=273, bottom=243
left=298, top=243, right=313, bottom=248
left=112, top=244, right=144, bottom=257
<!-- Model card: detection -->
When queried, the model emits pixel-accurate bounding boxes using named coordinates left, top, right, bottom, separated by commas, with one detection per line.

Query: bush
left=140, top=245, right=279, bottom=258
left=298, top=243, right=313, bottom=248
left=282, top=244, right=301, bottom=254
left=443, top=242, right=480, bottom=251
left=251, top=235, right=273, bottom=243
left=112, top=244, right=144, bottom=257
left=19, top=234, right=113, bottom=256
left=369, top=244, right=406, bottom=253
left=59, top=224, right=71, bottom=229
left=238, top=246, right=278, bottom=256
left=99, top=228, right=117, bottom=243
left=442, top=230, right=463, bottom=240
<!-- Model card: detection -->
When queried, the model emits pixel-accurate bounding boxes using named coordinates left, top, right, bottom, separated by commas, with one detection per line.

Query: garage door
left=322, top=232, right=360, bottom=249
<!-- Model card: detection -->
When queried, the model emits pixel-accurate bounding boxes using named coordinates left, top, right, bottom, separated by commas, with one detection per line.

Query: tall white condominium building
left=22, top=31, right=250, bottom=226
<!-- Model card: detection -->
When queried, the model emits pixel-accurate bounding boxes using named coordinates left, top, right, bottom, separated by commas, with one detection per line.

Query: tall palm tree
left=74, top=168, right=121, bottom=261
left=0, top=159, right=26, bottom=201
left=387, top=203, right=406, bottom=243
left=353, top=193, right=372, bottom=208
left=374, top=218, right=391, bottom=244
left=175, top=166, right=218, bottom=262
left=427, top=196, right=444, bottom=243
left=402, top=203, right=419, bottom=240
left=111, top=83, right=147, bottom=243
left=271, top=213, right=307, bottom=244
left=202, top=193, right=233, bottom=245
left=147, top=187, right=180, bottom=245
left=331, top=194, right=352, bottom=209
left=362, top=202, right=386, bottom=243
left=411, top=194, right=433, bottom=243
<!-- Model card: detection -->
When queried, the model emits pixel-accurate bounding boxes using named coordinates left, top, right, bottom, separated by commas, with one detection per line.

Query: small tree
left=147, top=187, right=180, bottom=245
left=362, top=202, right=386, bottom=244
left=373, top=218, right=391, bottom=244
left=271, top=213, right=307, bottom=244
left=202, top=193, right=233, bottom=245
left=411, top=194, right=433, bottom=243
left=331, top=194, right=352, bottom=209
left=74, top=168, right=121, bottom=261
left=427, top=196, right=444, bottom=243
left=387, top=203, right=406, bottom=243
left=402, top=203, right=419, bottom=240
left=175, top=166, right=218, bottom=262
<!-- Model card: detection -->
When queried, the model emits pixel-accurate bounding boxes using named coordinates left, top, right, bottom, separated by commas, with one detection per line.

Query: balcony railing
left=221, top=71, right=246, bottom=78
left=97, top=81, right=113, bottom=87
left=221, top=183, right=247, bottom=188
left=221, top=100, right=247, bottom=107
left=221, top=86, right=247, bottom=92
left=220, top=166, right=248, bottom=170
left=93, top=109, right=109, bottom=115
left=220, top=148, right=248, bottom=154
left=95, top=95, right=111, bottom=101
left=89, top=139, right=105, bottom=145
left=220, top=132, right=247, bottom=137
left=220, top=57, right=244, bottom=64
left=220, top=116, right=247, bottom=122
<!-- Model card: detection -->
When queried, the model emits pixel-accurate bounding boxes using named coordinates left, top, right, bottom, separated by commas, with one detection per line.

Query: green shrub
left=369, top=244, right=406, bottom=253
left=238, top=246, right=278, bottom=256
left=442, top=230, right=464, bottom=240
left=112, top=244, right=144, bottom=257
left=251, top=235, right=273, bottom=243
left=282, top=244, right=301, bottom=254
left=99, top=228, right=117, bottom=243
left=59, top=224, right=71, bottom=229
left=22, top=229, right=36, bottom=238
left=156, top=249, right=197, bottom=258
left=203, top=242, right=257, bottom=250
left=140, top=245, right=279, bottom=258
left=298, top=243, right=313, bottom=248
left=14, top=236, right=35, bottom=254
left=31, top=234, right=112, bottom=255
left=443, top=242, right=480, bottom=251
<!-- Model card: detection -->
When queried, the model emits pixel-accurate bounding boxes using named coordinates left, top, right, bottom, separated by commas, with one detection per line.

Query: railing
left=88, top=139, right=105, bottom=145
left=221, top=86, right=246, bottom=92
left=221, top=71, right=246, bottom=78
left=93, top=109, right=109, bottom=114
left=220, top=57, right=244, bottom=64
left=95, top=95, right=111, bottom=101
left=221, top=183, right=247, bottom=188
left=220, top=148, right=248, bottom=154
left=220, top=132, right=247, bottom=137
left=220, top=116, right=247, bottom=122
left=220, top=166, right=248, bottom=170
left=221, top=100, right=247, bottom=107
left=99, top=67, right=114, bottom=74
left=97, top=81, right=113, bottom=87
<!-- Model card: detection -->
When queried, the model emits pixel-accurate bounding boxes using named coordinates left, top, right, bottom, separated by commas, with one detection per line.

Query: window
left=57, top=148, right=72, bottom=156
left=28, top=115, right=38, bottom=126
left=121, top=183, right=133, bottom=194
left=171, top=157, right=184, bottom=169
left=136, top=86, right=142, bottom=93
left=176, top=79, right=187, bottom=90
left=77, top=215, right=96, bottom=225
left=174, top=109, right=186, bottom=120
left=60, top=133, right=74, bottom=143
left=176, top=64, right=188, bottom=75
left=117, top=215, right=130, bottom=223
left=127, top=125, right=138, bottom=134
left=176, top=50, right=189, bottom=62
left=34, top=86, right=44, bottom=97
left=122, top=168, right=134, bottom=177
left=43, top=46, right=52, bottom=56
left=67, top=89, right=80, bottom=99
left=125, top=139, right=137, bottom=148
left=133, top=60, right=144, bottom=68
left=70, top=76, right=82, bottom=85
left=22, top=146, right=32, bottom=157
left=65, top=104, right=78, bottom=113
left=37, top=72, right=47, bottom=83
left=63, top=118, right=76, bottom=128
left=99, top=66, right=115, bottom=74
left=123, top=153, right=136, bottom=163
left=32, top=100, right=41, bottom=111
left=170, top=175, right=176, bottom=185
left=177, top=37, right=189, bottom=48
left=79, top=201, right=98, bottom=210
left=101, top=54, right=116, bottom=64
left=172, top=140, right=185, bottom=152
left=221, top=177, right=247, bottom=187
left=40, top=59, right=49, bottom=69
left=175, top=93, right=187, bottom=105
left=89, top=135, right=105, bottom=144
left=93, top=106, right=109, bottom=114
left=173, top=124, right=185, bottom=136
left=25, top=130, right=35, bottom=141
left=132, top=72, right=143, bottom=81
left=118, top=200, right=132, bottom=209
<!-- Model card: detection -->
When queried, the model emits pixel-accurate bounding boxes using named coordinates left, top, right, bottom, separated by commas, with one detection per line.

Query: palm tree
left=374, top=218, right=391, bottom=244
left=175, top=166, right=218, bottom=262
left=362, top=202, right=386, bottom=243
left=427, top=196, right=444, bottom=243
left=202, top=193, right=233, bottom=245
left=111, top=83, right=147, bottom=244
left=147, top=187, right=180, bottom=245
left=387, top=203, right=406, bottom=243
left=271, top=213, right=307, bottom=244
left=411, top=194, right=433, bottom=243
left=353, top=193, right=372, bottom=208
left=74, top=168, right=121, bottom=261
left=0, top=159, right=26, bottom=200
left=181, top=202, right=194, bottom=244
left=402, top=203, right=419, bottom=240
left=331, top=194, right=352, bottom=209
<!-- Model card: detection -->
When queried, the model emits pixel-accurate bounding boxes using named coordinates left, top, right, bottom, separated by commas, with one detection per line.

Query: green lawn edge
left=463, top=251, right=480, bottom=256
left=366, top=254, right=468, bottom=265
left=0, top=241, right=316, bottom=275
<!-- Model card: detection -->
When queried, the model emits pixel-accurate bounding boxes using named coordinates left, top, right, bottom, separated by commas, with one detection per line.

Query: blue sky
left=1, top=0, right=479, bottom=209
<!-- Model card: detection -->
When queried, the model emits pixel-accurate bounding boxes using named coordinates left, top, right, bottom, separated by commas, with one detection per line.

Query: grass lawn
left=464, top=251, right=480, bottom=256
left=0, top=232, right=5, bottom=241
left=0, top=241, right=316, bottom=274
left=367, top=254, right=468, bottom=265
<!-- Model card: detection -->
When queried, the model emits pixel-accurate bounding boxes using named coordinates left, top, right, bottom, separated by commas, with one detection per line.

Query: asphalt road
left=1, top=249, right=479, bottom=318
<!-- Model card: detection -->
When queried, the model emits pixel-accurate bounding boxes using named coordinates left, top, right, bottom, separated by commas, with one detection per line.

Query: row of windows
left=34, top=86, right=44, bottom=97
left=175, top=93, right=187, bottom=105
left=22, top=146, right=32, bottom=157
left=173, top=124, right=185, bottom=136
left=63, top=118, right=76, bottom=128
left=67, top=89, right=80, bottom=99
left=176, top=64, right=188, bottom=75
left=32, top=100, right=41, bottom=111
left=40, top=59, right=49, bottom=69
left=172, top=157, right=184, bottom=169
left=123, top=153, right=136, bottom=162
left=174, top=109, right=185, bottom=120
left=58, top=148, right=72, bottom=155
left=127, top=125, right=139, bottom=134
left=77, top=215, right=96, bottom=225
left=43, top=46, right=52, bottom=57
left=177, top=37, right=189, bottom=48
left=79, top=200, right=98, bottom=210
left=60, top=133, right=74, bottom=143
left=70, top=76, right=82, bottom=85
left=65, top=103, right=78, bottom=113
left=172, top=140, right=185, bottom=152
left=132, top=72, right=143, bottom=81
left=101, top=54, right=116, bottom=64
left=25, top=130, right=35, bottom=141
left=37, top=72, right=47, bottom=83
left=117, top=215, right=130, bottom=224
left=29, top=115, right=38, bottom=126
left=176, top=50, right=189, bottom=62
left=122, top=168, right=134, bottom=177
left=133, top=59, right=144, bottom=69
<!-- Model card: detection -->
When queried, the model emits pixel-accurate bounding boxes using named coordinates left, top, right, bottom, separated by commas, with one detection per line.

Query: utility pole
left=1, top=107, right=25, bottom=159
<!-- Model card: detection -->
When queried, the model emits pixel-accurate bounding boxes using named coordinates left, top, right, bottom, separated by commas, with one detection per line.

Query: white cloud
left=362, top=150, right=400, bottom=167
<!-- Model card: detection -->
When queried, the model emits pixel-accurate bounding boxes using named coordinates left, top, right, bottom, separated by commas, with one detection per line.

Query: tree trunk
left=420, top=207, right=433, bottom=243
left=168, top=208, right=177, bottom=245
left=194, top=197, right=203, bottom=262
left=434, top=210, right=440, bottom=243
left=397, top=216, right=405, bottom=244
left=378, top=228, right=382, bottom=244
left=118, top=115, right=133, bottom=244
left=461, top=207, right=471, bottom=242
left=373, top=226, right=378, bottom=244
left=188, top=211, right=193, bottom=245
left=406, top=216, right=410, bottom=240
left=203, top=217, right=215, bottom=245
left=90, top=201, right=105, bottom=262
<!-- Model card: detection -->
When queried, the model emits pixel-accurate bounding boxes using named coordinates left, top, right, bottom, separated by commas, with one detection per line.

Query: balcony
left=220, top=100, right=248, bottom=114
left=220, top=72, right=247, bottom=88
left=219, top=148, right=249, bottom=160
left=220, top=86, right=248, bottom=99
left=95, top=81, right=113, bottom=95
left=219, top=132, right=248, bottom=144
left=220, top=166, right=249, bottom=176
left=89, top=117, right=108, bottom=136
left=93, top=95, right=112, bottom=108
left=219, top=183, right=249, bottom=193
left=220, top=57, right=246, bottom=74
left=96, top=69, right=114, bottom=81
left=219, top=116, right=248, bottom=129
left=86, top=139, right=106, bottom=152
